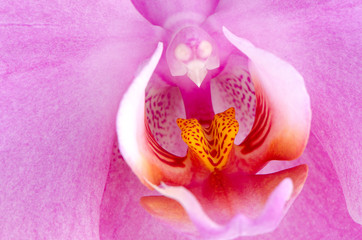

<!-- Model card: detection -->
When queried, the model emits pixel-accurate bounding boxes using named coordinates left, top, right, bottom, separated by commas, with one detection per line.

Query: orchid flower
left=116, top=20, right=311, bottom=240
left=0, top=1, right=361, bottom=240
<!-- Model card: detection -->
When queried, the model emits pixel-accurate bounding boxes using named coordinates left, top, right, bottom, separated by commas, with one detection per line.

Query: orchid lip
left=177, top=108, right=239, bottom=171
left=144, top=177, right=295, bottom=238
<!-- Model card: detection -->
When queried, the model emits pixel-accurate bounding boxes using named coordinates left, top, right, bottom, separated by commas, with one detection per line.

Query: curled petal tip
left=116, top=42, right=163, bottom=181
left=144, top=176, right=299, bottom=239
left=221, top=28, right=311, bottom=173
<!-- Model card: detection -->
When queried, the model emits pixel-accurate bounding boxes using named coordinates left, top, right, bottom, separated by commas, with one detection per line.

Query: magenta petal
left=250, top=134, right=362, bottom=240
left=0, top=1, right=159, bottom=238
left=144, top=178, right=293, bottom=239
left=116, top=43, right=193, bottom=187
left=99, top=144, right=185, bottom=240
left=131, top=0, right=219, bottom=29
left=208, top=1, right=362, bottom=224
left=116, top=43, right=164, bottom=184
left=221, top=28, right=311, bottom=174
left=99, top=136, right=361, bottom=239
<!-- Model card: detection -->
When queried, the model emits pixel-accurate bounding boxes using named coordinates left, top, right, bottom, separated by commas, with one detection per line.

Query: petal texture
left=145, top=76, right=187, bottom=156
left=116, top=43, right=192, bottom=187
left=142, top=164, right=308, bottom=238
left=100, top=142, right=186, bottom=240
left=245, top=133, right=362, bottom=240
left=223, top=28, right=311, bottom=173
left=210, top=54, right=255, bottom=144
left=100, top=134, right=362, bottom=240
left=131, top=0, right=219, bottom=30
left=207, top=0, right=362, bottom=224
left=188, top=165, right=308, bottom=223
left=0, top=1, right=159, bottom=238
left=145, top=178, right=294, bottom=239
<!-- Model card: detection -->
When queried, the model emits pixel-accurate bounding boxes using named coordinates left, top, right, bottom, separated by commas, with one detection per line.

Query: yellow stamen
left=177, top=108, right=239, bottom=171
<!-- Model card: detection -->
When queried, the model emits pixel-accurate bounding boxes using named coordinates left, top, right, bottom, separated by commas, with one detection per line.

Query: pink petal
left=116, top=42, right=163, bottom=181
left=140, top=195, right=196, bottom=234
left=190, top=165, right=308, bottom=223
left=144, top=178, right=294, bottom=239
left=246, top=133, right=362, bottom=240
left=99, top=143, right=186, bottom=240
left=207, top=1, right=362, bottom=224
left=131, top=0, right=219, bottom=30
left=141, top=164, right=308, bottom=238
left=99, top=134, right=361, bottom=239
left=222, top=28, right=311, bottom=174
left=116, top=43, right=193, bottom=187
left=0, top=1, right=159, bottom=238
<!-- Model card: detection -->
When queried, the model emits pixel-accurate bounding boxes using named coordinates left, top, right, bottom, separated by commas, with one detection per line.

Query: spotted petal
left=222, top=27, right=311, bottom=174
left=116, top=43, right=193, bottom=187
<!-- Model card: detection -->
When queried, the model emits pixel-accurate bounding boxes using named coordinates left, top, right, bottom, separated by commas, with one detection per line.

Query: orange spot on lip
left=177, top=108, right=239, bottom=171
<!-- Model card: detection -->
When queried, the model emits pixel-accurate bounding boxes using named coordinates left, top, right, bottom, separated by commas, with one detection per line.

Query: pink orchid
left=0, top=1, right=360, bottom=240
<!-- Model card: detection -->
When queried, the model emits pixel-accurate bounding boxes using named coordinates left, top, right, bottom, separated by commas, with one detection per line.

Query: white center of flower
left=197, top=40, right=213, bottom=59
left=186, top=60, right=207, bottom=87
left=175, top=43, right=192, bottom=61
left=166, top=26, right=220, bottom=88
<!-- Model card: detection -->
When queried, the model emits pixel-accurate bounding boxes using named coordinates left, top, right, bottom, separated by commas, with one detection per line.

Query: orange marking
left=177, top=108, right=239, bottom=171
